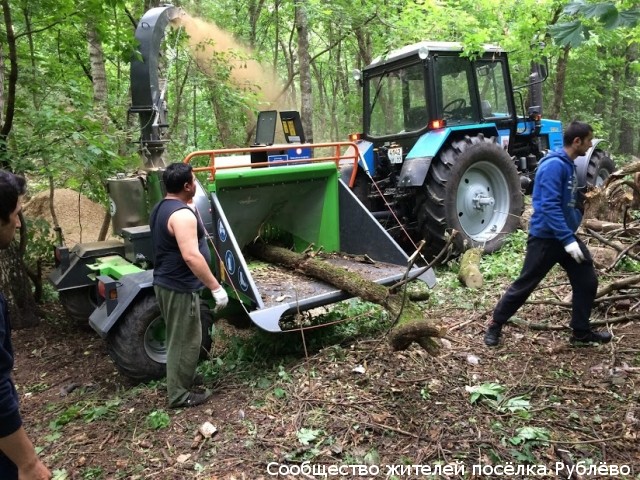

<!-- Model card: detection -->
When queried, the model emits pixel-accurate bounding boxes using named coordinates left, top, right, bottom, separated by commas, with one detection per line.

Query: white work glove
left=564, top=241, right=585, bottom=264
left=212, top=287, right=228, bottom=312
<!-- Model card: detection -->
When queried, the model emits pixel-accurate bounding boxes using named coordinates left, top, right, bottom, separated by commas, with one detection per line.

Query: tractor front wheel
left=106, top=293, right=213, bottom=383
left=417, top=134, right=523, bottom=257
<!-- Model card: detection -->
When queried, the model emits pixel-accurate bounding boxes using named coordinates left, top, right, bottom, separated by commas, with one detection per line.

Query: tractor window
left=434, top=56, right=474, bottom=125
left=476, top=61, right=511, bottom=118
left=367, top=63, right=427, bottom=137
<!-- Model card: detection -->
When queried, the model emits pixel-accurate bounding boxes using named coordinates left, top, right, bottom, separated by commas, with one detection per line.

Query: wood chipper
left=48, top=5, right=436, bottom=382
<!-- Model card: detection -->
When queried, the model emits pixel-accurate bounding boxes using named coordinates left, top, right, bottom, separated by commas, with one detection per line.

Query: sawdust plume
left=172, top=12, right=284, bottom=109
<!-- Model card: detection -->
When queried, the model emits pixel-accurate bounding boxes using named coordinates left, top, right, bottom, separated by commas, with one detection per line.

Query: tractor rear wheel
left=106, top=293, right=214, bottom=383
left=586, top=149, right=615, bottom=187
left=417, top=134, right=523, bottom=257
left=59, top=286, right=99, bottom=326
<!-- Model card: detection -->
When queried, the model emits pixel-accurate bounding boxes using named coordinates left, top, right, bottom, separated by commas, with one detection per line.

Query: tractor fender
left=574, top=138, right=608, bottom=188
left=398, top=124, right=500, bottom=187
left=89, top=270, right=154, bottom=338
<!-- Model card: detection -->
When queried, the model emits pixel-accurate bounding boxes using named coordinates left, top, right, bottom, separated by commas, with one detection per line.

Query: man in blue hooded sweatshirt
left=0, top=170, right=51, bottom=479
left=484, top=121, right=612, bottom=347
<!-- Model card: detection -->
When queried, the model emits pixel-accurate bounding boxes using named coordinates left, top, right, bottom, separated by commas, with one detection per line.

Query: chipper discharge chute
left=188, top=142, right=437, bottom=332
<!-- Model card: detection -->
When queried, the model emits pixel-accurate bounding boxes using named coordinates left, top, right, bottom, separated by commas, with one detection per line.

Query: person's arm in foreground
left=0, top=428, right=51, bottom=480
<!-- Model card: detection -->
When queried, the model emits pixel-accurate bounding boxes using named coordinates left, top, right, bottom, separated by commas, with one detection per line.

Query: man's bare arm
left=169, top=209, right=221, bottom=291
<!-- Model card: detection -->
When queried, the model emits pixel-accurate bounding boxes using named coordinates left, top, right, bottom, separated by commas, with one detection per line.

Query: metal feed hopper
left=187, top=142, right=436, bottom=332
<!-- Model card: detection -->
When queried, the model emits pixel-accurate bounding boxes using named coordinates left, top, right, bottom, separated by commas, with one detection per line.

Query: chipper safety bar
left=185, top=141, right=436, bottom=332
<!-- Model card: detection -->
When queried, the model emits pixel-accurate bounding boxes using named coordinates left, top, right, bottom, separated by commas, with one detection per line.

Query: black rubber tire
left=106, top=293, right=213, bottom=383
left=58, top=287, right=99, bottom=326
left=416, top=134, right=523, bottom=257
left=586, top=149, right=615, bottom=188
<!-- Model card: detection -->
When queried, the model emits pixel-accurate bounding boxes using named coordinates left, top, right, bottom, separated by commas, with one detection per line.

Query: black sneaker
left=569, top=330, right=613, bottom=346
left=172, top=389, right=212, bottom=408
left=484, top=323, right=503, bottom=347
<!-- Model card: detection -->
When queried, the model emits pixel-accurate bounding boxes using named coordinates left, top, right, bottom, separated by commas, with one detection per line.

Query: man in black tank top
left=149, top=163, right=228, bottom=408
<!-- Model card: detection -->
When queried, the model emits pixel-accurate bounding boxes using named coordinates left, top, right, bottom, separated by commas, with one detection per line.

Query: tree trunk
left=0, top=43, right=4, bottom=126
left=0, top=0, right=18, bottom=169
left=0, top=243, right=38, bottom=329
left=208, top=80, right=235, bottom=147
left=295, top=1, right=313, bottom=142
left=550, top=46, right=570, bottom=119
left=87, top=22, right=113, bottom=241
left=249, top=244, right=444, bottom=354
left=618, top=42, right=638, bottom=155
left=87, top=23, right=107, bottom=106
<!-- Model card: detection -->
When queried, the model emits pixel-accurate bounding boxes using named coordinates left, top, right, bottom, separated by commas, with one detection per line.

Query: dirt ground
left=10, top=189, right=640, bottom=478
left=11, top=289, right=640, bottom=479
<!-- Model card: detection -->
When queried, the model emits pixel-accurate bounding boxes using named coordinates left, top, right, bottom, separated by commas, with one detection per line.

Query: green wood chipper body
left=188, top=145, right=437, bottom=332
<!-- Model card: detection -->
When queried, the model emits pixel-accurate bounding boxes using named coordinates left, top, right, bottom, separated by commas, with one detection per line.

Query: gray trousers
left=154, top=285, right=201, bottom=407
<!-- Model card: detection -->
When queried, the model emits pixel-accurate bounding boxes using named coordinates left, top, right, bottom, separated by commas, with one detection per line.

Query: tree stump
left=249, top=244, right=444, bottom=354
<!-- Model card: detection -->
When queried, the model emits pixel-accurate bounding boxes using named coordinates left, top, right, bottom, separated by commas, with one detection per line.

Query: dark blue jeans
left=493, top=235, right=598, bottom=333
left=0, top=453, right=17, bottom=479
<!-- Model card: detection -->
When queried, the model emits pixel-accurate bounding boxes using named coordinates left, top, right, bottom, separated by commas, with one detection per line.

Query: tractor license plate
left=388, top=147, right=403, bottom=164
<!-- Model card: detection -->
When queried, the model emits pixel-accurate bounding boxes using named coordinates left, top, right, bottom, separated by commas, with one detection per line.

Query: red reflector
left=348, top=133, right=361, bottom=141
left=97, top=281, right=106, bottom=299
left=54, top=248, right=62, bottom=262
left=430, top=119, right=446, bottom=130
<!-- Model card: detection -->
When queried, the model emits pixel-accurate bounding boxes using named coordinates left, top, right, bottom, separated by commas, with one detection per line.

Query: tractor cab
left=348, top=40, right=612, bottom=260
left=361, top=42, right=517, bottom=148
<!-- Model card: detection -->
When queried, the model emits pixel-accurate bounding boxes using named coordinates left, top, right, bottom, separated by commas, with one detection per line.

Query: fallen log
left=249, top=243, right=444, bottom=354
left=458, top=247, right=483, bottom=288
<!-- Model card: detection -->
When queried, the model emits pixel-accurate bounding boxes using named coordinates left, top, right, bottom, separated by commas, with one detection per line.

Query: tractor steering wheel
left=443, top=98, right=467, bottom=116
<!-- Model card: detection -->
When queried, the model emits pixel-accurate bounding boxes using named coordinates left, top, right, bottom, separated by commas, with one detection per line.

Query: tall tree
left=295, top=0, right=313, bottom=142
left=0, top=0, right=38, bottom=328
left=0, top=0, right=18, bottom=169
left=618, top=42, right=638, bottom=154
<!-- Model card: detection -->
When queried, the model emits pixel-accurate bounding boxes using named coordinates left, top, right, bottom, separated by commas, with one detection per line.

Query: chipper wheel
left=416, top=134, right=523, bottom=257
left=106, top=293, right=213, bottom=383
left=59, top=286, right=100, bottom=326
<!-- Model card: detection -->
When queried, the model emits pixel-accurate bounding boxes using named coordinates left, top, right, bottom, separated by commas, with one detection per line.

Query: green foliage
left=49, top=405, right=82, bottom=430
left=52, top=470, right=69, bottom=480
left=466, top=382, right=505, bottom=404
left=82, top=467, right=104, bottom=480
left=146, top=410, right=171, bottom=430
left=480, top=230, right=527, bottom=281
left=550, top=2, right=640, bottom=47
left=23, top=218, right=55, bottom=273
left=296, top=427, right=323, bottom=446
left=466, top=382, right=532, bottom=418
left=83, top=399, right=121, bottom=423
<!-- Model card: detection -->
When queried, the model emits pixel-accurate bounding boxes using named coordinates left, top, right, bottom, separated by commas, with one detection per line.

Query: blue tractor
left=344, top=42, right=615, bottom=258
